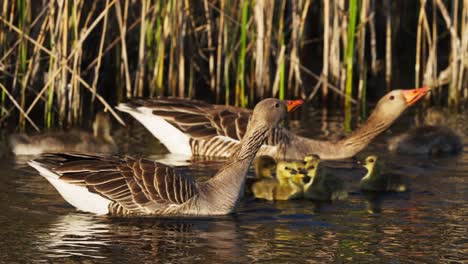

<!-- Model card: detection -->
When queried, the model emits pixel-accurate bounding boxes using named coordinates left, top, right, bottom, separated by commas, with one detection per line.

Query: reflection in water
left=37, top=214, right=110, bottom=258
left=35, top=213, right=246, bottom=262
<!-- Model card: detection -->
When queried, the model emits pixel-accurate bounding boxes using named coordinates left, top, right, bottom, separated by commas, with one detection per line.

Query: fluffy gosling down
left=302, top=156, right=348, bottom=201
left=359, top=155, right=407, bottom=192
left=251, top=160, right=306, bottom=201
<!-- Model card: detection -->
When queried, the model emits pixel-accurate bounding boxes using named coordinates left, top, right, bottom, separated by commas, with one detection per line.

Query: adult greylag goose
left=388, top=108, right=463, bottom=155
left=10, top=112, right=117, bottom=155
left=116, top=87, right=429, bottom=160
left=27, top=98, right=303, bottom=216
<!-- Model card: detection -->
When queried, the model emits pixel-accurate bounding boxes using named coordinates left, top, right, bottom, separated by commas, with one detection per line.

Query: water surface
left=0, top=107, right=467, bottom=263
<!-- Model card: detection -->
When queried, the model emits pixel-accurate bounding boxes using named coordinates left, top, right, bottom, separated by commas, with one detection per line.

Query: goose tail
left=116, top=103, right=192, bottom=156
left=28, top=159, right=111, bottom=215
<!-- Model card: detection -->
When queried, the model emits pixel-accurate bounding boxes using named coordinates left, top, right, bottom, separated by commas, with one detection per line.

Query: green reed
left=344, top=0, right=358, bottom=132
left=236, top=0, right=249, bottom=107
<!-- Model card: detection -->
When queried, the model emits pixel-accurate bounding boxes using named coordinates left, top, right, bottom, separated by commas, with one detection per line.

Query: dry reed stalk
left=358, top=0, right=369, bottom=104
left=254, top=0, right=265, bottom=98
left=167, top=1, right=176, bottom=96
left=57, top=0, right=69, bottom=126
left=431, top=0, right=439, bottom=102
left=385, top=0, right=392, bottom=90
left=322, top=0, right=330, bottom=101
left=203, top=0, right=215, bottom=95
left=20, top=12, right=48, bottom=87
left=0, top=82, right=39, bottom=131
left=215, top=0, right=225, bottom=103
left=329, top=0, right=341, bottom=81
left=263, top=1, right=274, bottom=97
left=288, top=0, right=304, bottom=98
left=91, top=0, right=110, bottom=102
left=177, top=0, right=186, bottom=97
left=134, top=0, right=149, bottom=97
left=223, top=0, right=231, bottom=105
left=115, top=0, right=132, bottom=98
left=272, top=45, right=286, bottom=97
left=16, top=0, right=30, bottom=129
left=26, top=67, right=62, bottom=117
left=458, top=0, right=468, bottom=100
left=73, top=3, right=83, bottom=122
left=436, top=0, right=461, bottom=107
left=369, top=0, right=378, bottom=75
left=415, top=0, right=427, bottom=88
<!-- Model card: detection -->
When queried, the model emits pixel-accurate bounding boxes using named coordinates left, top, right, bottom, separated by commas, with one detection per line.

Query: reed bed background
left=0, top=0, right=467, bottom=130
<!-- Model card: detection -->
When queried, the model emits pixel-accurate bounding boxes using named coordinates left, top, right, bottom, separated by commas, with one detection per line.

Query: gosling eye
left=309, top=165, right=315, bottom=169
left=284, top=166, right=290, bottom=170
left=389, top=95, right=395, bottom=100
left=368, top=158, right=375, bottom=163
left=274, top=103, right=280, bottom=108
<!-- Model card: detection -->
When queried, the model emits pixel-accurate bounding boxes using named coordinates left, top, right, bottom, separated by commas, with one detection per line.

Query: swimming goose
left=116, top=87, right=428, bottom=160
left=10, top=112, right=117, bottom=155
left=28, top=98, right=303, bottom=216
left=388, top=108, right=463, bottom=155
left=359, top=155, right=407, bottom=192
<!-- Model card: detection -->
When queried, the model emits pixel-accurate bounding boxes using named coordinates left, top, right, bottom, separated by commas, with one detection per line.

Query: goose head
left=370, top=87, right=429, bottom=123
left=250, top=98, right=304, bottom=129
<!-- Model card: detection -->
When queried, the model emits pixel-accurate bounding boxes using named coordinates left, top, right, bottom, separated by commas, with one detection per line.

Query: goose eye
left=389, top=95, right=395, bottom=100
left=274, top=103, right=280, bottom=108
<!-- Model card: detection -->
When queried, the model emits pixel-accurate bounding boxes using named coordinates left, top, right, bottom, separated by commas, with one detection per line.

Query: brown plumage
left=117, top=87, right=429, bottom=160
left=28, top=98, right=303, bottom=216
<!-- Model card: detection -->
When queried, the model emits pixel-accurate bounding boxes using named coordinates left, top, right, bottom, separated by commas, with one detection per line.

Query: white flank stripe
left=28, top=161, right=110, bottom=215
left=116, top=104, right=192, bottom=155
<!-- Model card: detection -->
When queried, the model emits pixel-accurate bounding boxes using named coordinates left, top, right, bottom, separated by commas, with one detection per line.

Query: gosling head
left=275, top=161, right=307, bottom=186
left=250, top=98, right=304, bottom=129
left=371, top=87, right=429, bottom=123
left=361, top=155, right=380, bottom=179
left=304, top=154, right=320, bottom=169
left=254, top=155, right=277, bottom=179
left=303, top=159, right=321, bottom=189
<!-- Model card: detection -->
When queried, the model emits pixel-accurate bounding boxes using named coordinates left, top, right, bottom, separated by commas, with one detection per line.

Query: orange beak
left=402, top=86, right=430, bottom=106
left=286, top=99, right=304, bottom=112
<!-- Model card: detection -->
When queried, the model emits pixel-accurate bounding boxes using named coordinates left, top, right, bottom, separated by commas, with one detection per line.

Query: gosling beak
left=402, top=86, right=430, bottom=106
left=286, top=99, right=304, bottom=112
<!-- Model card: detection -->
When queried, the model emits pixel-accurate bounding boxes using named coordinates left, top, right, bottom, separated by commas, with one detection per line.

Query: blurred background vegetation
left=0, top=0, right=467, bottom=130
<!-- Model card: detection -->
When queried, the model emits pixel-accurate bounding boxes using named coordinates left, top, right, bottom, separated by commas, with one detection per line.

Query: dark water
left=0, top=107, right=467, bottom=263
